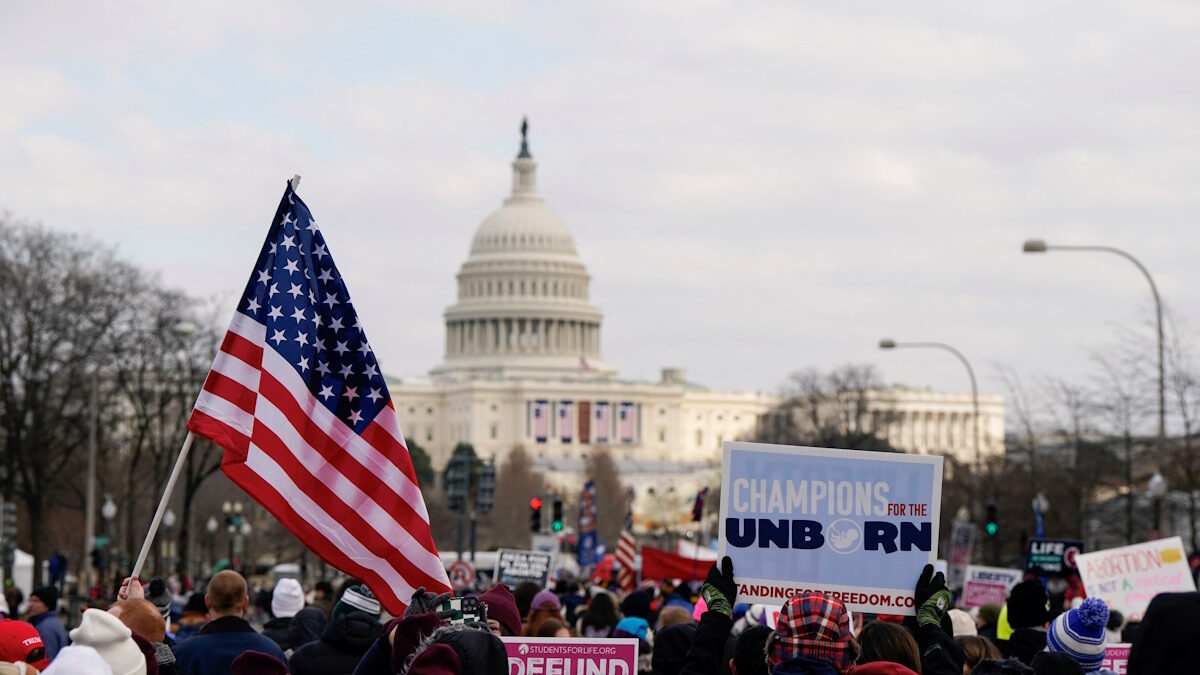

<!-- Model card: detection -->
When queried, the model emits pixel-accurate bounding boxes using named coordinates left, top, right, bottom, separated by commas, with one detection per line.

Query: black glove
left=700, top=556, right=737, bottom=617
left=913, top=564, right=946, bottom=609
left=405, top=586, right=454, bottom=619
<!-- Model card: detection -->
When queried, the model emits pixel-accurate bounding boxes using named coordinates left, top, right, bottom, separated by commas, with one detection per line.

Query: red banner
left=640, top=545, right=711, bottom=582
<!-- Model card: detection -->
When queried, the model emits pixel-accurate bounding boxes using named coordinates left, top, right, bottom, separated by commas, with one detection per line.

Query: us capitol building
left=387, top=125, right=1004, bottom=522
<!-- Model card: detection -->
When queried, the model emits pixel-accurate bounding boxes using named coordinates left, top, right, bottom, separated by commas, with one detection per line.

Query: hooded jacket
left=404, top=625, right=508, bottom=675
left=287, top=607, right=329, bottom=654
left=289, top=609, right=383, bottom=675
left=997, top=628, right=1048, bottom=666
left=262, top=616, right=293, bottom=652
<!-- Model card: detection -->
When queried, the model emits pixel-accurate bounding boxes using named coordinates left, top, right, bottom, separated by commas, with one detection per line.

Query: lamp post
left=205, top=516, right=218, bottom=573
left=1149, top=472, right=1168, bottom=535
left=101, top=495, right=117, bottom=589
left=222, top=501, right=243, bottom=569
left=160, top=509, right=176, bottom=575
left=1022, top=240, right=1165, bottom=442
left=1032, top=493, right=1049, bottom=539
left=878, top=339, right=982, bottom=472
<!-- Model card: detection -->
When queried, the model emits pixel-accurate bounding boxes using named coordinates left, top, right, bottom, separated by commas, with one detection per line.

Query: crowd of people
left=0, top=557, right=1196, bottom=674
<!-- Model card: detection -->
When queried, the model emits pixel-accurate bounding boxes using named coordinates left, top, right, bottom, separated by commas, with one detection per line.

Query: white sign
left=962, top=565, right=1023, bottom=608
left=1076, top=536, right=1196, bottom=617
left=947, top=521, right=976, bottom=589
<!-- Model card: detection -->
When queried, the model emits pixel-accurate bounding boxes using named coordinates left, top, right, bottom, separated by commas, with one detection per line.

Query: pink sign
left=962, top=581, right=1007, bottom=608
left=1100, top=644, right=1129, bottom=674
left=503, top=637, right=639, bottom=675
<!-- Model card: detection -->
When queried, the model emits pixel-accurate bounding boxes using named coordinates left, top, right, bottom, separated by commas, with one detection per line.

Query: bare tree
left=757, top=364, right=899, bottom=451
left=489, top=446, right=545, bottom=548
left=0, top=219, right=140, bottom=573
left=586, top=447, right=626, bottom=548
left=1165, top=313, right=1200, bottom=549
left=1092, top=351, right=1153, bottom=545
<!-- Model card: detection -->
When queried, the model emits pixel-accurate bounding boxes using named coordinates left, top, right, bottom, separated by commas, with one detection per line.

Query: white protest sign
left=1076, top=536, right=1195, bottom=617
left=718, top=441, right=943, bottom=615
left=947, top=520, right=976, bottom=589
left=494, top=549, right=556, bottom=588
left=961, top=565, right=1023, bottom=608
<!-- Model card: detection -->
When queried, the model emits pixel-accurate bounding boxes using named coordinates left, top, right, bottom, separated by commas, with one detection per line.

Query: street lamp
left=1149, top=472, right=1168, bottom=534
left=205, top=516, right=218, bottom=572
left=1022, top=240, right=1165, bottom=442
left=161, top=509, right=176, bottom=574
left=101, top=495, right=117, bottom=585
left=1033, top=493, right=1049, bottom=539
left=878, top=339, right=982, bottom=470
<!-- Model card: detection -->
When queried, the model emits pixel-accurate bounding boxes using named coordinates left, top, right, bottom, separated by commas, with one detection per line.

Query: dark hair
left=956, top=636, right=1001, bottom=670
left=858, top=620, right=921, bottom=673
left=514, top=581, right=543, bottom=619
left=1029, top=652, right=1084, bottom=675
left=733, top=625, right=772, bottom=675
left=970, top=658, right=1035, bottom=675
left=535, top=618, right=568, bottom=638
left=314, top=581, right=334, bottom=596
left=580, top=592, right=619, bottom=633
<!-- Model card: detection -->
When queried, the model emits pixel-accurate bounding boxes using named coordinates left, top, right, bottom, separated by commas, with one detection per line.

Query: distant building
left=387, top=126, right=1004, bottom=525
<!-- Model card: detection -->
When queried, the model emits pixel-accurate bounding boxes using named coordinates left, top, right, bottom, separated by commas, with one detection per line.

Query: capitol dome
left=432, top=121, right=614, bottom=380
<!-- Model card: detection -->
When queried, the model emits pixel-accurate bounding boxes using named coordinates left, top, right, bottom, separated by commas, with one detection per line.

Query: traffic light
left=446, top=453, right=469, bottom=512
left=986, top=503, right=999, bottom=537
left=90, top=547, right=105, bottom=571
left=552, top=499, right=564, bottom=532
left=530, top=497, right=543, bottom=533
left=476, top=461, right=496, bottom=514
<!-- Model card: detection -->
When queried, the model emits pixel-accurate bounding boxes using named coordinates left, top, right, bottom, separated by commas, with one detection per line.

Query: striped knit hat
left=333, top=585, right=381, bottom=618
left=1046, top=597, right=1108, bottom=673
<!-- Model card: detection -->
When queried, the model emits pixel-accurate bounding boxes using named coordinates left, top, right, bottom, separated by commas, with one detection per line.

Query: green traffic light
left=986, top=522, right=998, bottom=536
left=552, top=521, right=563, bottom=532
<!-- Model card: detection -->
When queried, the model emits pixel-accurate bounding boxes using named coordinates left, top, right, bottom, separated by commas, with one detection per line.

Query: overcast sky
left=3, top=2, right=1197, bottom=431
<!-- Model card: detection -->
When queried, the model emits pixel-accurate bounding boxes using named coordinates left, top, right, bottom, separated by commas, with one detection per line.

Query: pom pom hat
left=1046, top=597, right=1109, bottom=673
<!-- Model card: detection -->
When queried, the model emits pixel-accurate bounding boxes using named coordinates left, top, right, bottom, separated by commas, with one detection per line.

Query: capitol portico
left=387, top=123, right=1005, bottom=519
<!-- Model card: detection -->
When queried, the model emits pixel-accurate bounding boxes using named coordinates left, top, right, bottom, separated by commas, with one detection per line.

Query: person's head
left=656, top=605, right=693, bottom=630
left=653, top=623, right=697, bottom=675
left=1127, top=591, right=1200, bottom=675
left=948, top=609, right=977, bottom=637
left=978, top=604, right=1002, bottom=628
left=332, top=585, right=381, bottom=619
left=206, top=570, right=249, bottom=619
left=144, top=578, right=172, bottom=624
left=1045, top=597, right=1108, bottom=673
left=730, top=624, right=772, bottom=675
left=313, top=581, right=334, bottom=599
left=513, top=582, right=542, bottom=619
left=613, top=617, right=653, bottom=653
left=27, top=588, right=57, bottom=618
left=584, top=592, right=618, bottom=621
left=231, top=650, right=288, bottom=675
left=769, top=593, right=858, bottom=673
left=1105, top=609, right=1123, bottom=633
left=270, top=578, right=305, bottom=619
left=1029, top=652, right=1085, bottom=675
left=479, top=584, right=522, bottom=637
left=857, top=620, right=921, bottom=674
left=955, top=635, right=1001, bottom=671
left=1007, top=580, right=1051, bottom=630
left=620, top=590, right=653, bottom=621
left=181, top=592, right=207, bottom=618
left=0, top=619, right=49, bottom=670
left=535, top=618, right=570, bottom=638
left=68, top=608, right=147, bottom=675
left=110, top=599, right=166, bottom=643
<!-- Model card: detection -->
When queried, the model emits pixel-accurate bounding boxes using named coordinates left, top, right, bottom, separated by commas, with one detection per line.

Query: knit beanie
left=530, top=590, right=561, bottom=612
left=69, top=609, right=147, bottom=675
left=28, top=589, right=56, bottom=612
left=1045, top=597, right=1108, bottom=672
left=143, top=580, right=171, bottom=622
left=949, top=608, right=978, bottom=637
left=478, top=584, right=522, bottom=636
left=333, top=585, right=380, bottom=618
left=651, top=623, right=696, bottom=675
left=231, top=650, right=287, bottom=675
left=41, top=645, right=115, bottom=675
left=1006, top=580, right=1051, bottom=629
left=770, top=593, right=855, bottom=672
left=420, top=626, right=509, bottom=675
left=271, top=579, right=305, bottom=619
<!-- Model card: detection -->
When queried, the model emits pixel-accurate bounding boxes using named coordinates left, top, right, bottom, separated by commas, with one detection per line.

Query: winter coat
left=28, top=611, right=69, bottom=661
left=768, top=657, right=842, bottom=675
left=997, top=627, right=1048, bottom=666
left=172, top=615, right=288, bottom=675
left=1128, top=591, right=1200, bottom=675
left=290, top=609, right=383, bottom=675
left=351, top=613, right=447, bottom=675
left=680, top=611, right=734, bottom=675
left=914, top=623, right=964, bottom=675
left=262, top=616, right=293, bottom=652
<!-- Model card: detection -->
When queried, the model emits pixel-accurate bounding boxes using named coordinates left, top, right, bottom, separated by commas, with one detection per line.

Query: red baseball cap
left=0, top=619, right=49, bottom=669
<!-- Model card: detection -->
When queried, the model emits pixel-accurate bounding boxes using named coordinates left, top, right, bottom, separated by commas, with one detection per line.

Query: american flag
left=593, top=402, right=611, bottom=443
left=533, top=400, right=550, bottom=442
left=187, top=181, right=450, bottom=614
left=559, top=401, right=573, bottom=443
left=615, top=529, right=637, bottom=591
left=618, top=402, right=636, bottom=444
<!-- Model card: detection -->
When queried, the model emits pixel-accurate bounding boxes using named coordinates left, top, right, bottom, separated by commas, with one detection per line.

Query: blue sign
left=718, top=441, right=943, bottom=615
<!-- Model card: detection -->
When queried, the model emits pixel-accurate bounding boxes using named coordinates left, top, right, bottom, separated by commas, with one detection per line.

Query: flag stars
left=257, top=268, right=271, bottom=285
left=268, top=283, right=279, bottom=298
left=288, top=283, right=304, bottom=299
left=314, top=243, right=328, bottom=260
left=318, top=385, right=334, bottom=401
left=282, top=235, right=297, bottom=251
left=318, top=268, right=333, bottom=283
left=357, top=342, right=372, bottom=356
left=323, top=292, right=339, bottom=308
left=334, top=341, right=349, bottom=356
left=267, top=305, right=283, bottom=320
left=294, top=331, right=310, bottom=347
left=306, top=218, right=319, bottom=234
left=343, top=387, right=359, bottom=401
left=316, top=361, right=331, bottom=376
left=245, top=297, right=261, bottom=313
left=284, top=259, right=300, bottom=274
left=348, top=409, right=363, bottom=424
left=366, top=388, right=382, bottom=403
left=298, top=356, right=309, bottom=373
left=364, top=364, right=378, bottom=378
left=338, top=363, right=354, bottom=378
left=270, top=329, right=287, bottom=345
left=330, top=317, right=344, bottom=331
left=291, top=307, right=307, bottom=323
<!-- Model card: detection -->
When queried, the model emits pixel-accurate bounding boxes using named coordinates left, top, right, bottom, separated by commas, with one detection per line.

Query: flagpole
left=131, top=432, right=196, bottom=580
